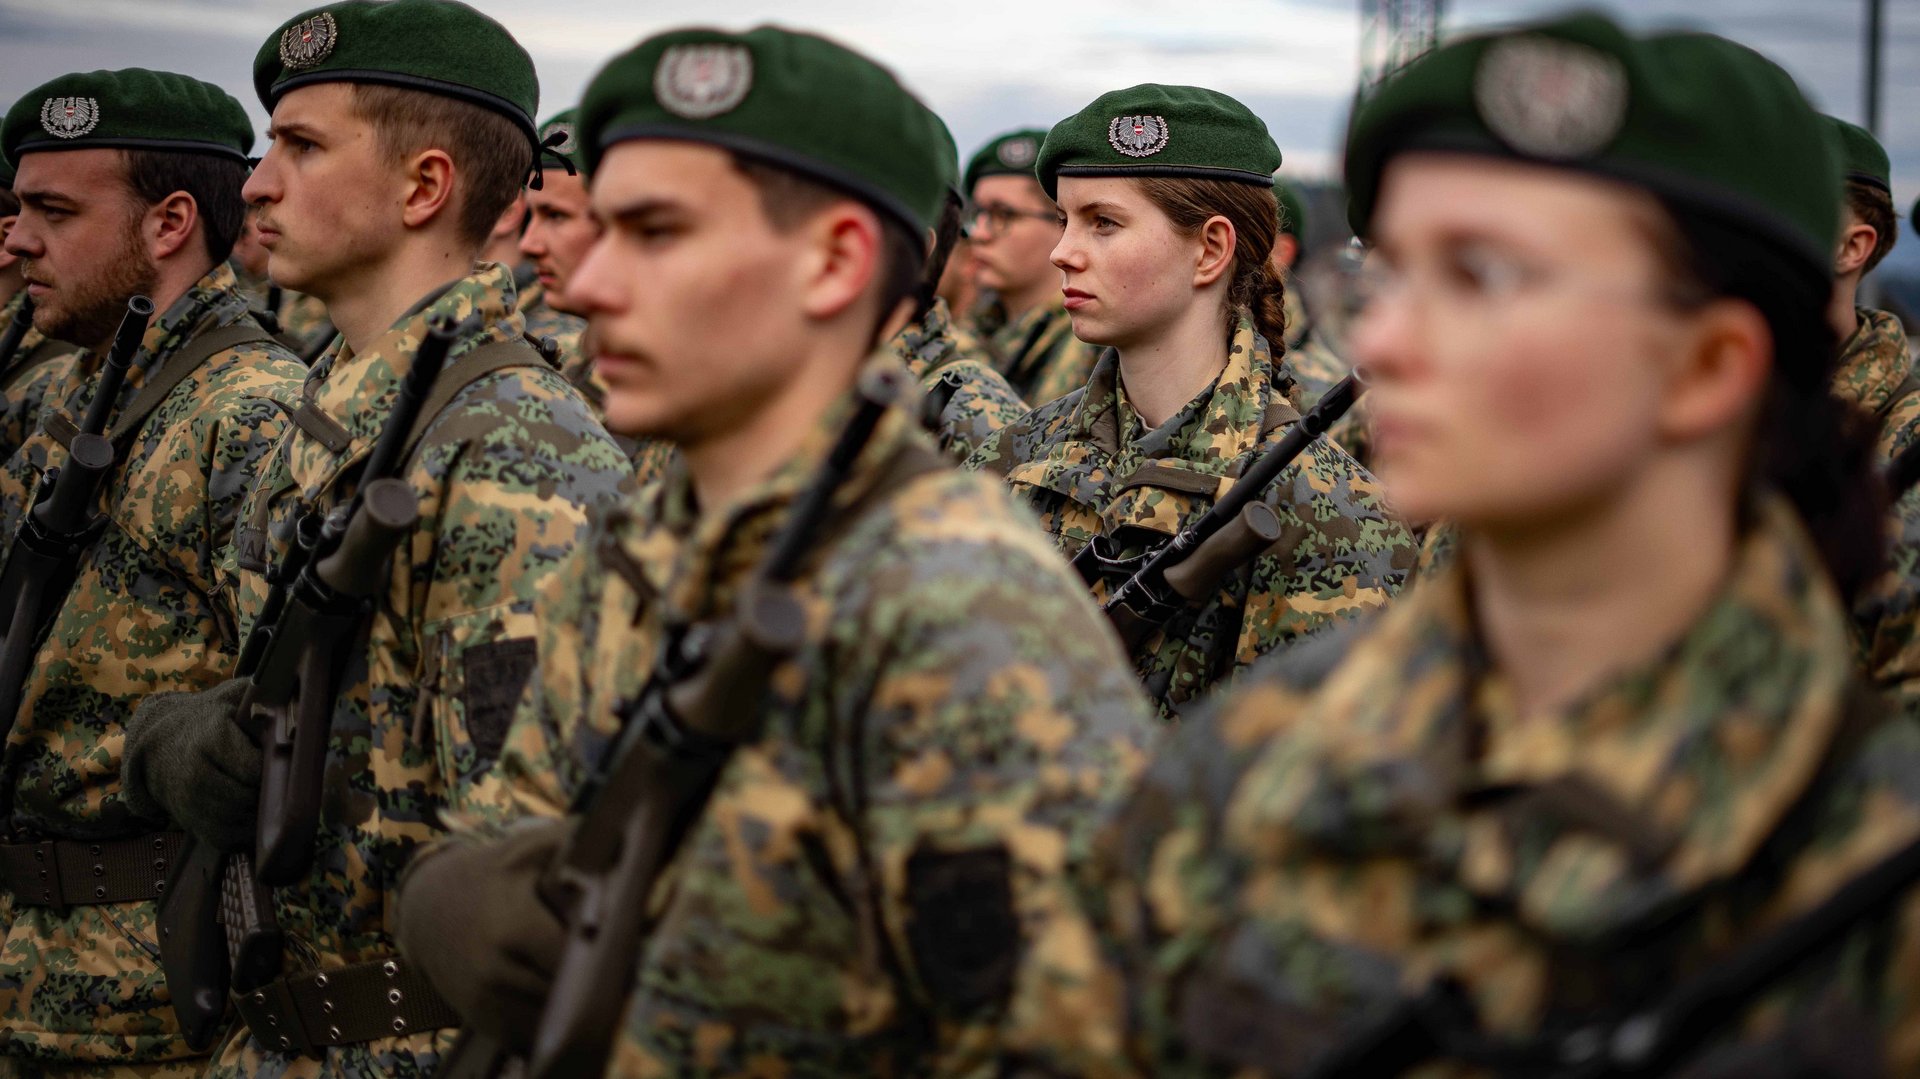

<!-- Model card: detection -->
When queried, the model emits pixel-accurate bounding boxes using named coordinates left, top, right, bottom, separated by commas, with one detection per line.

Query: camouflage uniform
left=0, top=263, right=305, bottom=1070
left=273, top=291, right=335, bottom=362
left=0, top=292, right=81, bottom=466
left=1005, top=496, right=1920, bottom=1076
left=1274, top=287, right=1372, bottom=466
left=981, top=296, right=1103, bottom=408
left=889, top=298, right=1029, bottom=462
left=1833, top=305, right=1920, bottom=463
left=464, top=366, right=1156, bottom=1076
left=205, top=263, right=631, bottom=1078
left=966, top=313, right=1416, bottom=715
left=513, top=273, right=599, bottom=410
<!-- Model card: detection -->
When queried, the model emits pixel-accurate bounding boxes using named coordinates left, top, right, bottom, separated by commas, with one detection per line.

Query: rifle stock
left=1095, top=373, right=1362, bottom=652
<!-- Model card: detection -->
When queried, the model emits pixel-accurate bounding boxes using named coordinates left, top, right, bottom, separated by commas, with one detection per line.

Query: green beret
left=577, top=26, right=948, bottom=234
left=1343, top=12, right=1840, bottom=272
left=254, top=0, right=538, bottom=141
left=1036, top=84, right=1280, bottom=200
left=1274, top=176, right=1307, bottom=239
left=537, top=108, right=580, bottom=172
left=1825, top=115, right=1890, bottom=192
left=926, top=112, right=961, bottom=226
left=2, top=69, right=252, bottom=170
left=963, top=128, right=1047, bottom=197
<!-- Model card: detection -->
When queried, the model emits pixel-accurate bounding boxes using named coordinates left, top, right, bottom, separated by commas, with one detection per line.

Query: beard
left=30, top=225, right=161, bottom=349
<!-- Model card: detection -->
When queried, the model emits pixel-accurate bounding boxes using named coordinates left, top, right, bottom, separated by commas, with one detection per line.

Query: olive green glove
left=121, top=676, right=259, bottom=851
left=397, top=817, right=571, bottom=1052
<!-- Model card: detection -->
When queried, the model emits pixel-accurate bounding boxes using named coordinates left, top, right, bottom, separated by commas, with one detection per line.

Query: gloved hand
left=121, top=676, right=259, bottom=851
left=397, top=816, right=571, bottom=1053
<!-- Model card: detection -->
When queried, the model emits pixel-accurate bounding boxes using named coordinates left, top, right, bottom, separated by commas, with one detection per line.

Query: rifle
left=1070, top=373, right=1363, bottom=654
left=0, top=295, right=153, bottom=736
left=0, top=296, right=34, bottom=373
left=1307, top=832, right=1920, bottom=1078
left=513, top=366, right=906, bottom=1079
left=158, top=314, right=460, bottom=1048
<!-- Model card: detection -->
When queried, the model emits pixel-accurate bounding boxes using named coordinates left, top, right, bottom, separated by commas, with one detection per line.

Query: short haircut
left=1845, top=178, right=1898, bottom=275
left=349, top=83, right=532, bottom=249
left=122, top=150, right=249, bottom=263
left=729, top=153, right=922, bottom=339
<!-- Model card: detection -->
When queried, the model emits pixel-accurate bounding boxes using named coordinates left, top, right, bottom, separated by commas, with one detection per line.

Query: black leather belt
left=234, top=956, right=461, bottom=1057
left=0, top=831, right=182, bottom=907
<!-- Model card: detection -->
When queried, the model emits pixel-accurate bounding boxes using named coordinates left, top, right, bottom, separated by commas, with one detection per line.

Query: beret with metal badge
left=3, top=68, right=252, bottom=170
left=1343, top=11, right=1841, bottom=273
left=963, top=128, right=1048, bottom=197
left=576, top=25, right=949, bottom=235
left=1035, top=84, right=1281, bottom=200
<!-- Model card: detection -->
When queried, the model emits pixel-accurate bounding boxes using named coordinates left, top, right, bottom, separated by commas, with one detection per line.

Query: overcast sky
left=0, top=0, right=1914, bottom=207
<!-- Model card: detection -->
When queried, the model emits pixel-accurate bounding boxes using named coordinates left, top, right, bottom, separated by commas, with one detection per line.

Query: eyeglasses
left=1346, top=242, right=1705, bottom=326
left=969, top=202, right=1062, bottom=238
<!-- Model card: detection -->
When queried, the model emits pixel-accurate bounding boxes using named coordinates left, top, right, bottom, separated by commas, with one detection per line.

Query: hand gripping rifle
left=1070, top=373, right=1363, bottom=655
left=0, top=295, right=153, bottom=735
left=507, top=367, right=906, bottom=1079
left=160, top=315, right=460, bottom=1048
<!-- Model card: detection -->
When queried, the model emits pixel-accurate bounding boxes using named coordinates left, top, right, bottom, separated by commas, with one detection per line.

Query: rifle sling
left=42, top=319, right=278, bottom=456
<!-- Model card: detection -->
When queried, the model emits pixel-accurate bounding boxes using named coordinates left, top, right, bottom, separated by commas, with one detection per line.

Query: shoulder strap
left=109, top=319, right=275, bottom=453
left=397, top=336, right=548, bottom=467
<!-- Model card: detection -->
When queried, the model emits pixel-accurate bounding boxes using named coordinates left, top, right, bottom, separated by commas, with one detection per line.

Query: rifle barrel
left=80, top=295, right=155, bottom=436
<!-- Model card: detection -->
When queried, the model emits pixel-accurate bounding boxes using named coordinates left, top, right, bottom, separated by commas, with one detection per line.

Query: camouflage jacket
left=206, top=263, right=631, bottom=1078
left=1855, top=484, right=1920, bottom=719
left=965, top=314, right=1415, bottom=715
left=465, top=364, right=1155, bottom=1076
left=0, top=263, right=305, bottom=1067
left=982, top=296, right=1103, bottom=407
left=0, top=291, right=82, bottom=466
left=275, top=290, right=335, bottom=362
left=889, top=298, right=1030, bottom=462
left=1834, top=306, right=1920, bottom=463
left=1004, top=496, right=1920, bottom=1077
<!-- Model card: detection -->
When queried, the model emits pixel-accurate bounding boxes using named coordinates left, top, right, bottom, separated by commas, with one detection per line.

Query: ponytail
left=1133, top=177, right=1289, bottom=353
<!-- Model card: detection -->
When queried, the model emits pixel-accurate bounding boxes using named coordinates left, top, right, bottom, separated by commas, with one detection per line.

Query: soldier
left=392, top=25, right=1153, bottom=1077
left=965, top=86, right=1415, bottom=717
left=514, top=109, right=675, bottom=480
left=1003, top=15, right=1920, bottom=1076
left=0, top=146, right=81, bottom=464
left=1823, top=116, right=1915, bottom=461
left=965, top=128, right=1103, bottom=405
left=117, top=2, right=632, bottom=1075
left=1269, top=177, right=1351, bottom=407
left=0, top=69, right=307, bottom=1075
left=889, top=114, right=1030, bottom=462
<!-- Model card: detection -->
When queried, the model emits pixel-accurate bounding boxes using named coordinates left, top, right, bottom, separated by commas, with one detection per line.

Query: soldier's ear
left=399, top=148, right=458, bottom=234
left=145, top=191, right=200, bottom=264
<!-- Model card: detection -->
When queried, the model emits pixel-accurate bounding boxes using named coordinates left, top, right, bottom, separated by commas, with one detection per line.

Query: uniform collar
left=1833, top=306, right=1913, bottom=417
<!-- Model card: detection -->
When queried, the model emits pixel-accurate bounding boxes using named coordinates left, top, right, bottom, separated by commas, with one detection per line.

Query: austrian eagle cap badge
left=997, top=136, right=1038, bottom=168
left=655, top=44, right=754, bottom=120
left=1473, top=35, right=1629, bottom=160
left=279, top=12, right=339, bottom=72
left=39, top=97, right=100, bottom=140
left=1108, top=115, right=1170, bottom=158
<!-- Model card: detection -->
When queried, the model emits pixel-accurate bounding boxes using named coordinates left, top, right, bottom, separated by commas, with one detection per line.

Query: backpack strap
left=108, top=319, right=276, bottom=454
left=397, top=337, right=550, bottom=467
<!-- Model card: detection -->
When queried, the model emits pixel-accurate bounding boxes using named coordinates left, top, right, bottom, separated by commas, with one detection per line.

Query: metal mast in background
left=1360, top=0, right=1445, bottom=89
left=1865, top=0, right=1885, bottom=134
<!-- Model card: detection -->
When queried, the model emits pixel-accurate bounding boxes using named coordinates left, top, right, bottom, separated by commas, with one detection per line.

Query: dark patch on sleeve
left=903, top=844, right=1020, bottom=1014
left=461, top=637, right=538, bottom=763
